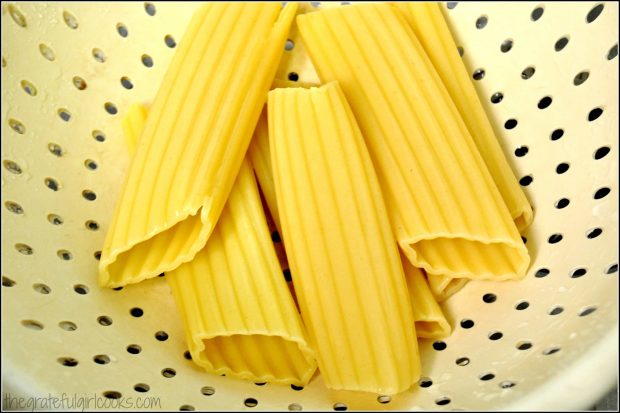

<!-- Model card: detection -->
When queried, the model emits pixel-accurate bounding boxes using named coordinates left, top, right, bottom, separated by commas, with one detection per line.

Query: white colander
left=1, top=1, right=618, bottom=411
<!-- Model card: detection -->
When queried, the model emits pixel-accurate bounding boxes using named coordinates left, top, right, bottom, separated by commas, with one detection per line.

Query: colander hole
left=97, top=316, right=113, bottom=326
left=593, top=187, right=610, bottom=199
left=92, top=48, right=106, bottom=63
left=45, top=178, right=60, bottom=191
left=554, top=36, right=569, bottom=52
left=504, top=119, right=518, bottom=129
left=9, top=118, right=26, bottom=134
left=142, top=54, right=154, bottom=67
left=514, top=146, right=529, bottom=157
left=103, top=391, right=121, bottom=399
left=377, top=395, right=392, bottom=404
left=134, top=383, right=150, bottom=392
left=244, top=398, right=259, bottom=408
left=93, top=354, right=110, bottom=364
left=521, top=66, right=535, bottom=79
left=62, top=10, right=79, bottom=29
left=578, top=306, right=597, bottom=317
left=606, top=264, right=618, bottom=274
left=94, top=251, right=102, bottom=260
left=5, top=201, right=24, bottom=215
left=594, top=146, right=610, bottom=160
left=48, top=143, right=63, bottom=157
left=475, top=15, right=488, bottom=29
left=310, top=2, right=321, bottom=7
left=455, top=357, right=470, bottom=366
left=500, top=381, right=516, bottom=389
left=543, top=347, right=561, bottom=355
left=201, top=386, right=215, bottom=396
left=22, top=320, right=44, bottom=330
left=537, top=96, right=552, bottom=109
left=419, top=377, right=433, bottom=387
left=180, top=405, right=195, bottom=411
left=15, top=243, right=33, bottom=255
left=120, top=76, right=133, bottom=89
left=59, top=321, right=77, bottom=331
left=155, top=331, right=169, bottom=341
left=255, top=382, right=266, bottom=386
left=72, top=76, right=88, bottom=90
left=8, top=4, right=27, bottom=27
left=2, top=276, right=16, bottom=287
left=271, top=231, right=281, bottom=242
left=3, top=160, right=22, bottom=174
left=488, top=331, right=503, bottom=340
left=82, top=190, right=97, bottom=201
left=490, top=92, right=504, bottom=104
left=74, top=284, right=89, bottom=295
left=291, top=384, right=304, bottom=391
left=457, top=46, right=464, bottom=57
left=288, top=403, right=303, bottom=411
left=127, top=344, right=142, bottom=354
left=288, top=72, right=299, bottom=82
left=47, top=214, right=63, bottom=225
left=432, top=341, right=447, bottom=351
left=86, top=220, right=100, bottom=231
left=516, top=341, right=532, bottom=350
left=573, top=71, right=589, bottom=86
left=162, top=368, right=176, bottom=378
left=555, top=162, right=570, bottom=174
left=130, top=307, right=144, bottom=317
left=608, top=44, right=618, bottom=60
left=33, top=283, right=51, bottom=294
left=482, top=293, right=497, bottom=303
left=20, top=79, right=38, bottom=96
left=183, top=350, right=192, bottom=360
left=446, top=2, right=458, bottom=10
left=515, top=301, right=529, bottom=310
left=39, top=43, right=56, bottom=61
left=144, top=2, right=156, bottom=16
left=586, top=228, right=602, bottom=239
left=479, top=372, right=495, bottom=381
left=531, top=6, right=544, bottom=21
left=1, top=56, right=6, bottom=67
left=500, top=39, right=513, bottom=53
left=333, top=402, right=347, bottom=411
left=84, top=159, right=98, bottom=170
left=113, top=286, right=123, bottom=291
left=586, top=3, right=604, bottom=23
left=116, top=23, right=128, bottom=37
left=548, top=306, right=564, bottom=316
left=58, top=357, right=78, bottom=367
left=588, top=107, right=603, bottom=121
left=93, top=130, right=106, bottom=142
left=550, top=128, right=564, bottom=141
left=472, top=68, right=485, bottom=80
left=283, top=269, right=292, bottom=282
left=554, top=198, right=570, bottom=209
left=570, top=268, right=587, bottom=278
left=285, top=39, right=295, bottom=51
left=104, top=102, right=118, bottom=115
left=548, top=233, right=563, bottom=244
left=57, top=250, right=73, bottom=260
left=460, top=319, right=475, bottom=329
left=435, top=397, right=451, bottom=406
left=165, top=35, right=176, bottom=48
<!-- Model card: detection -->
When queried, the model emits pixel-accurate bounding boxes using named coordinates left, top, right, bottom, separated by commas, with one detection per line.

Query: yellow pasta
left=121, top=103, right=147, bottom=156
left=99, top=2, right=297, bottom=288
left=297, top=4, right=530, bottom=281
left=402, top=256, right=451, bottom=339
left=269, top=82, right=420, bottom=395
left=427, top=273, right=469, bottom=303
left=393, top=2, right=533, bottom=231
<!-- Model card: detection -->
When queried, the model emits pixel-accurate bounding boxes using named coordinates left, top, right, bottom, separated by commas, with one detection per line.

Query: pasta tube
left=402, top=256, right=451, bottom=339
left=297, top=4, right=530, bottom=281
left=99, top=2, right=297, bottom=288
left=121, top=103, right=147, bottom=156
left=393, top=2, right=533, bottom=231
left=427, top=274, right=469, bottom=303
left=269, top=82, right=420, bottom=395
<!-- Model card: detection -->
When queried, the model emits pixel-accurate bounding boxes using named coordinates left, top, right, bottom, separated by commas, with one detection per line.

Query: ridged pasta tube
left=402, top=256, right=451, bottom=339
left=121, top=103, right=147, bottom=156
left=427, top=274, right=469, bottom=303
left=393, top=2, right=533, bottom=231
left=99, top=2, right=297, bottom=288
left=297, top=4, right=530, bottom=281
left=269, top=82, right=420, bottom=395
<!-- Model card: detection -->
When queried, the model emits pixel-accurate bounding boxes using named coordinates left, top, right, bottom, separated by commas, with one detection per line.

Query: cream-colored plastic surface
left=1, top=1, right=618, bottom=411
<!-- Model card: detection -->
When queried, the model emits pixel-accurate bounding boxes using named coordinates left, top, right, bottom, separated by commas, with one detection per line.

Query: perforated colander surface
left=1, top=2, right=618, bottom=411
